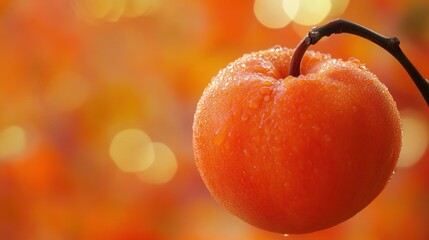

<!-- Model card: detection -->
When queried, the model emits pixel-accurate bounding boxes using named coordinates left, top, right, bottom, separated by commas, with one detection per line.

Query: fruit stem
left=288, top=18, right=429, bottom=106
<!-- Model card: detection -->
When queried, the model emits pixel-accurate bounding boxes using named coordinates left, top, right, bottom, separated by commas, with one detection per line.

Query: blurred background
left=0, top=0, right=428, bottom=239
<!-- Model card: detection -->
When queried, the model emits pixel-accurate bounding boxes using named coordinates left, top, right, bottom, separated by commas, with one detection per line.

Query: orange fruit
left=193, top=47, right=402, bottom=234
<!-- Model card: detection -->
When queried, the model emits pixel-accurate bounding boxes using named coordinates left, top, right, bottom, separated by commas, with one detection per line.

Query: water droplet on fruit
left=283, top=76, right=294, bottom=83
left=271, top=45, right=282, bottom=52
left=249, top=97, right=260, bottom=109
left=262, top=80, right=273, bottom=86
left=243, top=149, right=250, bottom=157
left=241, top=114, right=249, bottom=122
left=312, top=125, right=320, bottom=131
left=359, top=64, right=368, bottom=70
left=348, top=57, right=360, bottom=64
left=259, top=86, right=272, bottom=95
left=323, top=134, right=332, bottom=142
left=387, top=168, right=397, bottom=183
left=260, top=61, right=271, bottom=69
left=263, top=95, right=271, bottom=102
left=272, top=146, right=282, bottom=152
left=213, top=127, right=227, bottom=145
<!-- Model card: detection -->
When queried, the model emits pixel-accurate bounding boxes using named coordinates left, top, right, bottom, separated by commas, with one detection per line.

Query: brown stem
left=288, top=18, right=429, bottom=106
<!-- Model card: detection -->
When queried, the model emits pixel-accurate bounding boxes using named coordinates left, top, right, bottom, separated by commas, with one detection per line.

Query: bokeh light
left=137, top=142, right=177, bottom=184
left=254, top=0, right=348, bottom=29
left=123, top=0, right=163, bottom=18
left=253, top=0, right=292, bottom=29
left=282, top=0, right=299, bottom=20
left=73, top=0, right=162, bottom=22
left=0, top=0, right=428, bottom=239
left=109, top=128, right=154, bottom=172
left=72, top=0, right=113, bottom=20
left=284, top=0, right=332, bottom=26
left=397, top=109, right=429, bottom=168
left=103, top=0, right=127, bottom=22
left=0, top=125, right=26, bottom=159
left=328, top=0, right=349, bottom=18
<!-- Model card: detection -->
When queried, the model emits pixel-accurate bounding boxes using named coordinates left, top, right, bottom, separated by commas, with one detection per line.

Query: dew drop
left=271, top=45, right=282, bottom=52
left=387, top=168, right=397, bottom=184
left=262, top=80, right=273, bottom=86
left=283, top=76, right=294, bottom=83
left=359, top=64, right=368, bottom=70
left=312, top=125, right=320, bottom=131
left=248, top=97, right=260, bottom=109
left=241, top=114, right=249, bottom=122
left=272, top=146, right=281, bottom=152
left=213, top=127, right=227, bottom=145
left=263, top=95, right=271, bottom=102
left=323, top=134, right=332, bottom=142
left=243, top=149, right=250, bottom=157
left=348, top=57, right=360, bottom=64
left=261, top=61, right=272, bottom=69
left=259, top=86, right=272, bottom=95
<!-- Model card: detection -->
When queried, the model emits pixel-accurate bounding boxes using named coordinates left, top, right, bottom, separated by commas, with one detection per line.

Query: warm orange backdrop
left=0, top=0, right=428, bottom=239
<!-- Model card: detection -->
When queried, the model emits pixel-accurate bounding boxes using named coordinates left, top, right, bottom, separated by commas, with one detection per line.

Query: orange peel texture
left=193, top=47, right=402, bottom=234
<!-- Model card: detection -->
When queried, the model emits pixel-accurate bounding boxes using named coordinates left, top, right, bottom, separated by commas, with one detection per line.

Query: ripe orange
left=193, top=47, right=402, bottom=234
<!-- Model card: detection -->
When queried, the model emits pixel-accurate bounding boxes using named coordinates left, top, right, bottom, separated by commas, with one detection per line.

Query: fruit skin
left=193, top=47, right=402, bottom=234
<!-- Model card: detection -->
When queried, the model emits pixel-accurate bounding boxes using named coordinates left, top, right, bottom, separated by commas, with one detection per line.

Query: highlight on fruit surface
left=192, top=19, right=428, bottom=234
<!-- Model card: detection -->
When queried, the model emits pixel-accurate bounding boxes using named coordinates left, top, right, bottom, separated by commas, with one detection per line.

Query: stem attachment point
left=288, top=18, right=429, bottom=106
